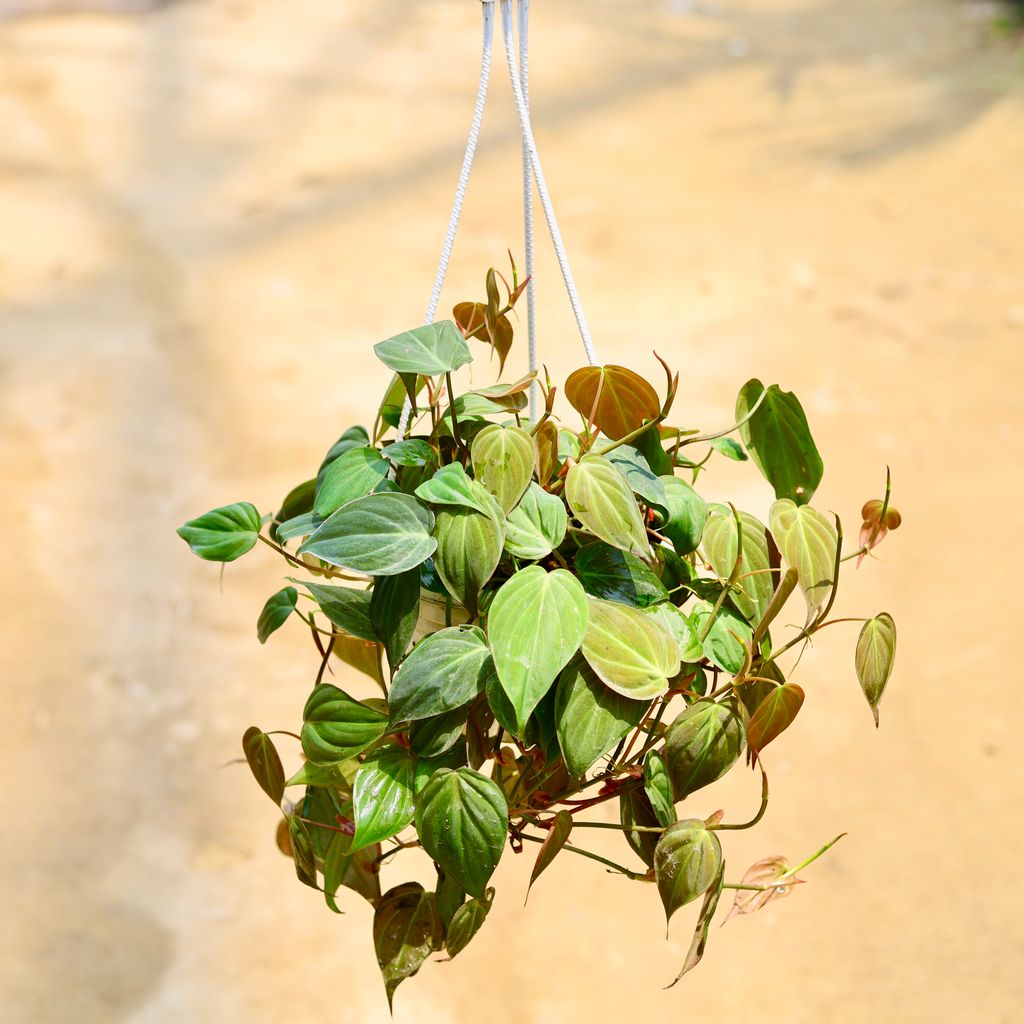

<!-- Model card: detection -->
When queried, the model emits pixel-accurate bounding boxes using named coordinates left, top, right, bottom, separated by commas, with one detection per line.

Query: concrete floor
left=0, top=0, right=1022, bottom=1020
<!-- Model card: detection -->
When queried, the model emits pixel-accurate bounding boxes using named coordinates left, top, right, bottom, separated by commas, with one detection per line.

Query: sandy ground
left=1, top=0, right=1022, bottom=1020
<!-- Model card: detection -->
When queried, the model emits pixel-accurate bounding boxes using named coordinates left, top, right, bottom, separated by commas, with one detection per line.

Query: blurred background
left=1, top=0, right=1022, bottom=1021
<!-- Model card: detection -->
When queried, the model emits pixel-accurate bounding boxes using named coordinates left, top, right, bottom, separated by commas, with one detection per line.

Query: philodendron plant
left=179, top=260, right=901, bottom=1007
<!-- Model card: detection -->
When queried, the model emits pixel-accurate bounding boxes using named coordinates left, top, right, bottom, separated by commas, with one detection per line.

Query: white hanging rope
left=517, top=0, right=539, bottom=422
left=500, top=0, right=598, bottom=367
left=397, top=1, right=495, bottom=439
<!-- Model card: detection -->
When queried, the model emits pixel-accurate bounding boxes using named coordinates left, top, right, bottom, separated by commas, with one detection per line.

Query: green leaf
left=352, top=748, right=417, bottom=851
left=301, top=684, right=390, bottom=764
left=527, top=810, right=573, bottom=900
left=177, top=502, right=262, bottom=562
left=665, top=859, right=725, bottom=987
left=415, top=768, right=508, bottom=897
left=299, top=492, right=436, bottom=576
left=564, top=364, right=661, bottom=440
left=287, top=814, right=318, bottom=889
left=257, top=587, right=298, bottom=644
left=768, top=498, right=838, bottom=621
left=603, top=444, right=668, bottom=509
left=409, top=706, right=468, bottom=758
left=313, top=446, right=390, bottom=517
left=575, top=541, right=668, bottom=608
left=471, top=424, right=535, bottom=513
left=620, top=787, right=661, bottom=867
left=271, top=479, right=316, bottom=542
left=644, top=603, right=702, bottom=662
left=436, top=869, right=466, bottom=934
left=565, top=455, right=652, bottom=560
left=692, top=602, right=753, bottom=674
left=708, top=436, right=747, bottom=461
left=444, top=889, right=495, bottom=958
left=284, top=760, right=358, bottom=790
left=292, top=579, right=375, bottom=640
left=644, top=749, right=675, bottom=827
left=504, top=482, right=567, bottom=560
left=581, top=598, right=680, bottom=699
left=855, top=613, right=896, bottom=726
left=274, top=512, right=323, bottom=543
left=656, top=477, right=707, bottom=555
left=702, top=507, right=773, bottom=624
left=370, top=568, right=421, bottom=671
left=241, top=727, right=285, bottom=805
left=414, top=462, right=496, bottom=516
left=388, top=626, right=493, bottom=722
left=555, top=657, right=647, bottom=779
left=318, top=425, right=370, bottom=475
left=488, top=566, right=590, bottom=736
left=664, top=701, right=745, bottom=800
left=373, top=320, right=472, bottom=376
left=433, top=506, right=504, bottom=616
left=414, top=738, right=469, bottom=794
left=381, top=439, right=438, bottom=468
left=747, top=683, right=805, bottom=761
left=654, top=819, right=723, bottom=924
left=323, top=831, right=382, bottom=912
left=372, top=883, right=443, bottom=1010
left=737, top=379, right=823, bottom=505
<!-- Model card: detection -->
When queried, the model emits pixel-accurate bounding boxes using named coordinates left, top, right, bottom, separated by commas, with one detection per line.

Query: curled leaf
left=855, top=613, right=896, bottom=726
left=723, top=856, right=804, bottom=923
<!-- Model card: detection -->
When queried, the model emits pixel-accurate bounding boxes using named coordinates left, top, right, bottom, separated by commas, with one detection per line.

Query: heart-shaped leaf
left=488, top=566, right=590, bottom=735
left=409, top=706, right=469, bottom=758
left=643, top=603, right=702, bottom=662
left=565, top=364, right=660, bottom=439
left=620, top=787, right=661, bottom=867
left=575, top=541, right=668, bottom=608
left=657, top=477, right=708, bottom=555
left=471, top=424, right=535, bottom=513
left=242, top=727, right=285, bottom=805
left=747, top=683, right=804, bottom=761
left=644, top=749, right=676, bottom=827
left=381, top=438, right=438, bottom=468
left=299, top=492, right=436, bottom=576
left=301, top=684, right=390, bottom=764
left=177, top=502, right=262, bottom=562
left=370, top=568, right=421, bottom=671
left=555, top=657, right=648, bottom=779
left=313, top=446, right=390, bottom=518
left=692, top=601, right=754, bottom=674
left=352, top=748, right=417, bottom=851
left=565, top=455, right=652, bottom=560
left=323, top=830, right=382, bottom=912
left=664, top=701, right=745, bottom=800
left=504, top=482, right=567, bottom=560
left=433, top=506, right=503, bottom=615
left=389, top=626, right=493, bottom=722
left=374, top=320, right=472, bottom=376
left=445, top=888, right=495, bottom=958
left=373, top=883, right=443, bottom=1009
left=856, top=612, right=896, bottom=726
left=527, top=810, right=573, bottom=900
left=737, top=380, right=823, bottom=505
left=414, top=462, right=496, bottom=517
left=769, top=499, right=838, bottom=622
left=581, top=598, right=680, bottom=699
left=256, top=587, right=297, bottom=644
left=292, top=579, right=376, bottom=640
left=702, top=507, right=773, bottom=625
left=654, top=819, right=723, bottom=924
left=603, top=445, right=667, bottom=510
left=415, top=768, right=508, bottom=897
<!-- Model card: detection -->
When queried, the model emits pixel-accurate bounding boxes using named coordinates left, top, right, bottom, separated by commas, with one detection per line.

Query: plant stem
left=711, top=768, right=768, bottom=831
left=257, top=533, right=364, bottom=582
left=445, top=371, right=467, bottom=457
left=517, top=832, right=648, bottom=880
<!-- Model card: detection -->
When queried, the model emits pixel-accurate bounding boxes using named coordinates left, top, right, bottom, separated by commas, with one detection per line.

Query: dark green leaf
left=737, top=379, right=823, bottom=505
left=555, top=658, right=647, bottom=779
left=257, top=586, right=298, bottom=643
left=373, top=883, right=443, bottom=1009
left=388, top=626, right=493, bottom=722
left=287, top=814, right=318, bottom=889
left=177, top=502, right=262, bottom=562
left=323, top=830, right=382, bottom=912
left=604, top=445, right=668, bottom=509
left=381, top=439, right=438, bottom=468
left=575, top=542, right=669, bottom=608
left=656, top=477, right=707, bottom=555
left=352, top=748, right=417, bottom=851
left=436, top=869, right=466, bottom=934
left=445, top=889, right=495, bottom=958
left=299, top=492, right=436, bottom=576
left=708, top=436, right=747, bottom=461
left=314, top=446, right=390, bottom=517
left=489, top=566, right=590, bottom=736
left=292, top=579, right=375, bottom=640
left=747, top=682, right=804, bottom=760
left=415, top=768, right=508, bottom=897
left=242, top=726, right=285, bottom=805
left=644, top=749, right=675, bottom=827
left=409, top=706, right=469, bottom=758
left=527, top=810, right=573, bottom=899
left=318, top=426, right=370, bottom=475
left=284, top=759, right=358, bottom=790
left=620, top=787, right=661, bottom=867
left=370, top=568, right=421, bottom=671
left=654, top=819, right=723, bottom=924
left=301, top=685, right=390, bottom=764
left=856, top=612, right=896, bottom=726
left=274, top=512, right=324, bottom=543
left=272, top=479, right=316, bottom=541
left=433, top=506, right=504, bottom=616
left=374, top=320, right=472, bottom=376
left=664, top=701, right=745, bottom=800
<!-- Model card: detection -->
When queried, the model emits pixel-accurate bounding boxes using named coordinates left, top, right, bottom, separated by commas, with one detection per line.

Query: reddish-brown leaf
left=746, top=683, right=804, bottom=762
left=723, top=855, right=804, bottom=923
left=564, top=365, right=661, bottom=440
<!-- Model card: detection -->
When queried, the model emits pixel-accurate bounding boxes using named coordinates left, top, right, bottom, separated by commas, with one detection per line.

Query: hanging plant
left=178, top=258, right=902, bottom=1005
